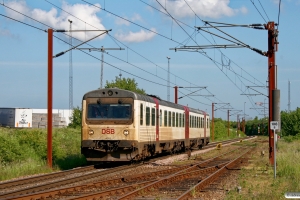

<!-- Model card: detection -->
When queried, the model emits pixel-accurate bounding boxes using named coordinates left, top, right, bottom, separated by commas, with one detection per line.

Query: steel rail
left=0, top=165, right=95, bottom=190
left=0, top=164, right=138, bottom=199
left=4, top=147, right=243, bottom=200
left=116, top=147, right=245, bottom=199
left=177, top=147, right=253, bottom=199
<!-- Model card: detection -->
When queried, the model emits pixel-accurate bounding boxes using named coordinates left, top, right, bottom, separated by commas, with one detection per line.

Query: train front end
left=81, top=89, right=138, bottom=162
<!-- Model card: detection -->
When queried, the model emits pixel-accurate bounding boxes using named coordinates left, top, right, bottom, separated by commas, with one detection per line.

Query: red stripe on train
left=184, top=106, right=189, bottom=139
left=152, top=97, right=159, bottom=141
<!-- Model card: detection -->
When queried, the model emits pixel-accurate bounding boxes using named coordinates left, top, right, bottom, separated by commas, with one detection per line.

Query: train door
left=184, top=106, right=190, bottom=146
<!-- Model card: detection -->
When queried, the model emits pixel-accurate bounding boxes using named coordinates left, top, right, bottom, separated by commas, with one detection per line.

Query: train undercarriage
left=81, top=138, right=209, bottom=162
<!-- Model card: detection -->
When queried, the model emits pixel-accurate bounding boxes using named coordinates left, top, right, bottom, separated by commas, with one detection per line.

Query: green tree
left=68, top=107, right=81, bottom=128
left=105, top=77, right=146, bottom=95
left=281, top=107, right=300, bottom=136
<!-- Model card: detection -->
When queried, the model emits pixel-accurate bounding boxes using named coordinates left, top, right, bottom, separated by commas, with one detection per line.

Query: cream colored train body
left=81, top=88, right=210, bottom=162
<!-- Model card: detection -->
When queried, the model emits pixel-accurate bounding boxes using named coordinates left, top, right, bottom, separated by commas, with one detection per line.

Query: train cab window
left=140, top=104, right=143, bottom=125
left=164, top=110, right=167, bottom=127
left=151, top=108, right=155, bottom=126
left=146, top=107, right=150, bottom=126
left=172, top=112, right=175, bottom=127
left=176, top=113, right=178, bottom=127
left=160, top=109, right=162, bottom=126
left=168, top=111, right=171, bottom=127
left=87, top=103, right=132, bottom=120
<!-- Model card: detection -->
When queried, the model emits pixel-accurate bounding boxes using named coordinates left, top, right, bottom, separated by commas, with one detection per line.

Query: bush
left=0, top=127, right=86, bottom=179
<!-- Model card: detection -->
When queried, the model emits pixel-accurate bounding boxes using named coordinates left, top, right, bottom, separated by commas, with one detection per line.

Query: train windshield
left=87, top=103, right=132, bottom=120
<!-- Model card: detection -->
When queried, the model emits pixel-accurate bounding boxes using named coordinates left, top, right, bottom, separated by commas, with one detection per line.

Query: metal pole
left=175, top=86, right=178, bottom=104
left=237, top=114, right=239, bottom=136
left=268, top=21, right=276, bottom=165
left=47, top=29, right=53, bottom=168
left=68, top=19, right=73, bottom=113
left=167, top=57, right=170, bottom=101
left=227, top=110, right=230, bottom=137
left=212, top=103, right=214, bottom=141
left=101, top=46, right=104, bottom=89
left=274, top=129, right=276, bottom=179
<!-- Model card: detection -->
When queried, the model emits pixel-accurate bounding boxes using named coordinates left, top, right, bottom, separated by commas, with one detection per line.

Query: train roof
left=83, top=88, right=209, bottom=116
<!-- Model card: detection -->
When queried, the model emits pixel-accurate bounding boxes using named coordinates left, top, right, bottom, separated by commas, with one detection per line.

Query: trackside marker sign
left=270, top=121, right=279, bottom=130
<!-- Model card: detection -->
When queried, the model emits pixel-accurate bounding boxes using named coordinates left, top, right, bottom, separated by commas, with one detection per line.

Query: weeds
left=0, top=127, right=86, bottom=181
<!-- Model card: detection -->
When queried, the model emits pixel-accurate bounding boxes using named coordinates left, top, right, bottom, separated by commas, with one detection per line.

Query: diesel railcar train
left=81, top=88, right=210, bottom=162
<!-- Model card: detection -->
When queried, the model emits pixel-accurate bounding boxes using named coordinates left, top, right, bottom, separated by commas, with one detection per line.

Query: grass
left=226, top=136, right=300, bottom=200
left=0, top=127, right=87, bottom=181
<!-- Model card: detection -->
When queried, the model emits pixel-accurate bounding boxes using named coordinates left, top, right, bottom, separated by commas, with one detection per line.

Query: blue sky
left=0, top=0, right=299, bottom=120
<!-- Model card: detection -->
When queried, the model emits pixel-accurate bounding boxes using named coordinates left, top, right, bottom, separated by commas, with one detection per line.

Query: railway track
left=1, top=136, right=254, bottom=200
left=2, top=145, right=253, bottom=199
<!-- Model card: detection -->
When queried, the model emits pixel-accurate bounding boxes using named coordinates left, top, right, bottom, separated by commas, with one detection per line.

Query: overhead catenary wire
left=2, top=1, right=264, bottom=114
left=43, top=0, right=211, bottom=93
left=180, top=0, right=267, bottom=114
left=0, top=4, right=170, bottom=89
left=56, top=0, right=266, bottom=110
left=249, top=0, right=267, bottom=23
left=257, top=0, right=270, bottom=22
left=277, top=0, right=282, bottom=29
left=42, top=0, right=218, bottom=102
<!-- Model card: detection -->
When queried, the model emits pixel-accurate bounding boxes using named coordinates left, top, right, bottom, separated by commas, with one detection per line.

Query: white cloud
left=131, top=13, right=143, bottom=22
left=115, top=13, right=143, bottom=26
left=157, top=0, right=247, bottom=19
left=0, top=28, right=19, bottom=39
left=5, top=0, right=29, bottom=21
left=115, top=17, right=131, bottom=26
left=115, top=28, right=156, bottom=43
left=4, top=0, right=106, bottom=41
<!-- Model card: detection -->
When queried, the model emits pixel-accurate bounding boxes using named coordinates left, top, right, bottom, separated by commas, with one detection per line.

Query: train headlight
left=108, top=90, right=113, bottom=96
left=88, top=130, right=94, bottom=135
left=123, top=130, right=129, bottom=136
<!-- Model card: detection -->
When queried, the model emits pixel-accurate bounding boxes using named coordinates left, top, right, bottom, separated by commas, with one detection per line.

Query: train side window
left=160, top=109, right=162, bottom=126
left=200, top=117, right=202, bottom=128
left=202, top=118, right=204, bottom=128
left=146, top=107, right=150, bottom=126
left=172, top=112, right=175, bottom=127
left=151, top=108, right=155, bottom=126
left=207, top=118, right=209, bottom=128
left=198, top=117, right=200, bottom=128
left=193, top=116, right=195, bottom=128
left=168, top=111, right=171, bottom=127
left=179, top=113, right=182, bottom=127
left=183, top=113, right=185, bottom=127
left=197, top=117, right=199, bottom=128
left=164, top=110, right=167, bottom=127
left=176, top=113, right=178, bottom=127
left=140, top=104, right=143, bottom=125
